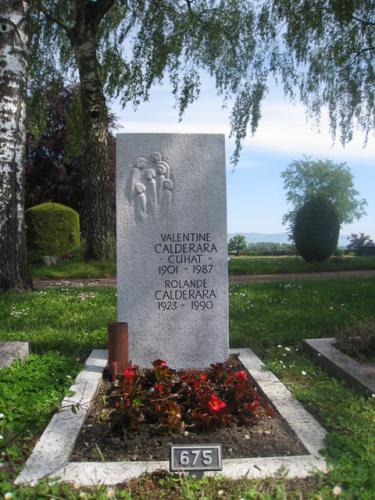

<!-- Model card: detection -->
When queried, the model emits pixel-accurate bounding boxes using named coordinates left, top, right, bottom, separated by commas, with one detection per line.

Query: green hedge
left=26, top=202, right=80, bottom=257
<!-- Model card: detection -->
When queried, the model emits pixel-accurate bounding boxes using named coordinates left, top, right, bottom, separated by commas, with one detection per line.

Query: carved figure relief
left=134, top=182, right=147, bottom=221
left=161, top=179, right=173, bottom=217
left=127, top=152, right=174, bottom=223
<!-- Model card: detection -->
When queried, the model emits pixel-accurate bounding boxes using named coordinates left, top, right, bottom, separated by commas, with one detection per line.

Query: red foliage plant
left=108, top=357, right=274, bottom=434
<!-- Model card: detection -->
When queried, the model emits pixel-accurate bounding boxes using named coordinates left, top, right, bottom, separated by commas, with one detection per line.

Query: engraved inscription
left=126, top=152, right=174, bottom=223
left=153, top=232, right=218, bottom=312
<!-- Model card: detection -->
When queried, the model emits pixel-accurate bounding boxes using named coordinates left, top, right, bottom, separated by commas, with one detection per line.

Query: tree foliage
left=347, top=233, right=375, bottom=252
left=19, top=0, right=375, bottom=264
left=25, top=82, right=116, bottom=215
left=267, top=0, right=375, bottom=146
left=228, top=234, right=247, bottom=256
left=25, top=83, right=83, bottom=212
left=293, top=195, right=340, bottom=262
left=282, top=157, right=367, bottom=228
left=28, top=1, right=375, bottom=164
left=28, top=1, right=270, bottom=163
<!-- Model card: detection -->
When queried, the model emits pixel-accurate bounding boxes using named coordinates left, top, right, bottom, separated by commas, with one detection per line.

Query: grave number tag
left=170, top=445, right=222, bottom=472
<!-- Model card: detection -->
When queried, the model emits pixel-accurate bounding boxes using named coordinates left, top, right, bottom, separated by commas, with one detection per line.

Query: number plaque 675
left=170, top=444, right=222, bottom=472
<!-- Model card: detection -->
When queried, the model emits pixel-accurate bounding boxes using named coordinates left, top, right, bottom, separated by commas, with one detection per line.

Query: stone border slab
left=304, top=338, right=375, bottom=397
left=16, top=348, right=327, bottom=486
left=0, top=342, right=29, bottom=369
left=15, top=349, right=107, bottom=484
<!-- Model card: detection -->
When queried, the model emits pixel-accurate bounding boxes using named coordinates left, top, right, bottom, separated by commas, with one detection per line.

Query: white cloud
left=241, top=103, right=375, bottom=162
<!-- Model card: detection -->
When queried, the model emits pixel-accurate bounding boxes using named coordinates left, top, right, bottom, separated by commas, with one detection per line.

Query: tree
left=282, top=158, right=367, bottom=230
left=0, top=0, right=32, bottom=291
left=28, top=1, right=273, bottom=260
left=347, top=233, right=375, bottom=253
left=25, top=82, right=116, bottom=217
left=265, top=0, right=375, bottom=145
left=293, top=195, right=340, bottom=262
left=228, top=235, right=247, bottom=256
left=25, top=83, right=85, bottom=212
left=28, top=1, right=374, bottom=262
left=28, top=0, right=120, bottom=260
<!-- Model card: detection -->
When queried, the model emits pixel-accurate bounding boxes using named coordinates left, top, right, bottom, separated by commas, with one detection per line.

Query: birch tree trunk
left=0, top=0, right=32, bottom=291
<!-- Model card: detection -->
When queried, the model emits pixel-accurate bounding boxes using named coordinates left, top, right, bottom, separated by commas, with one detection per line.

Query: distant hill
left=228, top=232, right=350, bottom=248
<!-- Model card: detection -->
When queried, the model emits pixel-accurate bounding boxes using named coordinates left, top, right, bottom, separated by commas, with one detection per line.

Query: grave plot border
left=304, top=337, right=375, bottom=397
left=16, top=348, right=327, bottom=486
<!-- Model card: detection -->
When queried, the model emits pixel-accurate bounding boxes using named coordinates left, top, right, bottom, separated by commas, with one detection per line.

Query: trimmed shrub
left=26, top=202, right=80, bottom=257
left=293, top=196, right=340, bottom=262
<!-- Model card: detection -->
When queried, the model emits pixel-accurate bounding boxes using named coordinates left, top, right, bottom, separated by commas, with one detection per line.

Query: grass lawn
left=30, top=258, right=116, bottom=280
left=1, top=279, right=375, bottom=498
left=30, top=255, right=375, bottom=280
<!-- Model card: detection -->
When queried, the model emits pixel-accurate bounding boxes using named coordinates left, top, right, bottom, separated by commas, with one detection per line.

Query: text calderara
left=155, top=233, right=218, bottom=259
left=155, top=242, right=218, bottom=254
left=155, top=278, right=217, bottom=300
left=155, top=289, right=217, bottom=300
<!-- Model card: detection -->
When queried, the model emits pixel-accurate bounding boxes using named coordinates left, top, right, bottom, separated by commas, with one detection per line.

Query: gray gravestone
left=116, top=133, right=228, bottom=369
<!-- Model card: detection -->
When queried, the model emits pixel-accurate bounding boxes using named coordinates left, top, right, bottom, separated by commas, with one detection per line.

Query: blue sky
left=111, top=75, right=375, bottom=241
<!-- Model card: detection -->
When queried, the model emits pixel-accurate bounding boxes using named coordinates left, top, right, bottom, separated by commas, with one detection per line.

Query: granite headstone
left=116, top=133, right=228, bottom=369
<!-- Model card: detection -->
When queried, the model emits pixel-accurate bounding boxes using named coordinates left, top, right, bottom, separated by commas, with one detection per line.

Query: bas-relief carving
left=126, top=152, right=174, bottom=223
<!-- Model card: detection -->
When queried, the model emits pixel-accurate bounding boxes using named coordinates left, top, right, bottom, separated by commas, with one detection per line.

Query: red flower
left=123, top=367, right=136, bottom=381
left=199, top=373, right=208, bottom=382
left=235, top=370, right=248, bottom=381
left=153, top=359, right=168, bottom=368
left=208, top=394, right=226, bottom=413
left=192, top=380, right=201, bottom=392
left=154, top=383, right=164, bottom=394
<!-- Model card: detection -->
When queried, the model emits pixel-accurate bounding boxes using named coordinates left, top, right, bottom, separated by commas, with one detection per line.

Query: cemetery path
left=33, top=269, right=375, bottom=289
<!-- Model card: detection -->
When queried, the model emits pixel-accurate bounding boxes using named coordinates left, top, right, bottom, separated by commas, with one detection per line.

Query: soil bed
left=72, top=357, right=307, bottom=462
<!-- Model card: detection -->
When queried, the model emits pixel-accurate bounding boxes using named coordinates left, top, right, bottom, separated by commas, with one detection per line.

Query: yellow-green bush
left=26, top=202, right=80, bottom=257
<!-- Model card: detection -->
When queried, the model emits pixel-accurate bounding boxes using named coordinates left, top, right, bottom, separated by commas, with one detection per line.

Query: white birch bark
left=0, top=0, right=31, bottom=290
